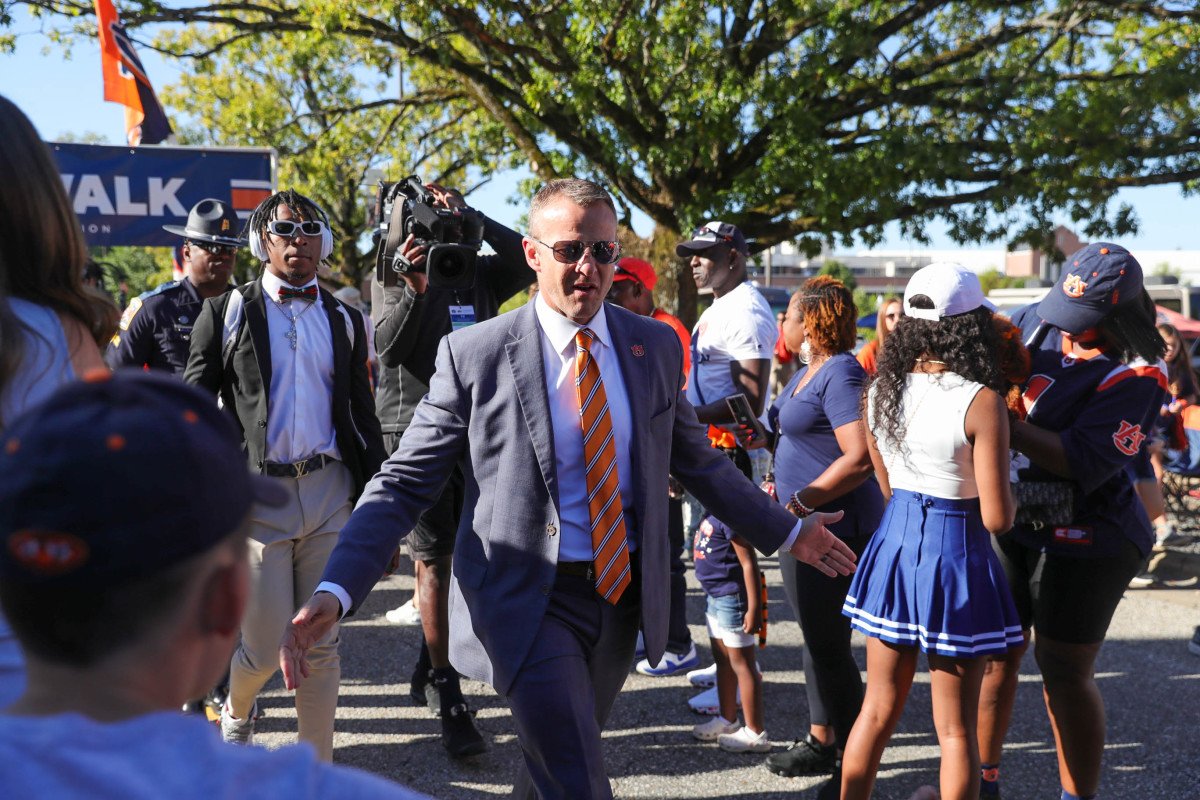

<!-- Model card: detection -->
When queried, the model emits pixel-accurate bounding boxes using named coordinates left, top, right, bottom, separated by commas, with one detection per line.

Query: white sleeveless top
left=868, top=372, right=984, bottom=500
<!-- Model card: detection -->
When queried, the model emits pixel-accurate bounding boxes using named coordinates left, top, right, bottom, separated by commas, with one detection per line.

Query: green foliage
left=497, top=287, right=532, bottom=316
left=977, top=268, right=1027, bottom=295
left=1153, top=261, right=1183, bottom=280
left=818, top=260, right=856, bottom=291
left=90, top=246, right=173, bottom=301
left=152, top=26, right=519, bottom=287
left=15, top=1, right=1200, bottom=312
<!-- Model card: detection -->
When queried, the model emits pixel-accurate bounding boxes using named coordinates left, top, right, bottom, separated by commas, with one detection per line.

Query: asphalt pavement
left=250, top=546, right=1200, bottom=799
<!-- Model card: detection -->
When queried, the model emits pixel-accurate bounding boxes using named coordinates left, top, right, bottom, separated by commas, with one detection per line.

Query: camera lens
left=439, top=251, right=467, bottom=279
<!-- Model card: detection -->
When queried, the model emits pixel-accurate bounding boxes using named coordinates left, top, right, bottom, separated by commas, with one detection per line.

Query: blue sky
left=5, top=25, right=1200, bottom=253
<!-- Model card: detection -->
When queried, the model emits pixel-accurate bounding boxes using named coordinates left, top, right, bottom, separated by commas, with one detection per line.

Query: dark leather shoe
left=442, top=702, right=487, bottom=758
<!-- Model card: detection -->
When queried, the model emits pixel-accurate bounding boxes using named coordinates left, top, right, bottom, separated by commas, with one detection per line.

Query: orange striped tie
left=574, top=328, right=631, bottom=604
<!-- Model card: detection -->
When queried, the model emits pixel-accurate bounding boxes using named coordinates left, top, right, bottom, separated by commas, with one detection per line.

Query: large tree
left=152, top=28, right=518, bottom=285
left=10, top=0, right=1200, bottom=318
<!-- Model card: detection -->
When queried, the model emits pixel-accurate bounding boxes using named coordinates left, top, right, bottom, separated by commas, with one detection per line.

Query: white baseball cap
left=903, top=262, right=995, bottom=321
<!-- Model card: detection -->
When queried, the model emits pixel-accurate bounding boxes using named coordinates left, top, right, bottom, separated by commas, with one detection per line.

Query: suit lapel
left=607, top=306, right=651, bottom=525
left=506, top=302, right=559, bottom=508
left=243, top=280, right=272, bottom=396
left=320, top=288, right=351, bottom=397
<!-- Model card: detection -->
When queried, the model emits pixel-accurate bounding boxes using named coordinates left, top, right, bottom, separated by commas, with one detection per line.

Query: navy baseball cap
left=0, top=370, right=286, bottom=587
left=1037, top=242, right=1143, bottom=335
left=675, top=221, right=749, bottom=257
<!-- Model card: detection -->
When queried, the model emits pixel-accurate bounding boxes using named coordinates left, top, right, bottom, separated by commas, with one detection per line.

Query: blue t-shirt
left=769, top=352, right=883, bottom=538
left=0, top=710, right=431, bottom=799
left=1009, top=305, right=1165, bottom=558
left=693, top=515, right=744, bottom=598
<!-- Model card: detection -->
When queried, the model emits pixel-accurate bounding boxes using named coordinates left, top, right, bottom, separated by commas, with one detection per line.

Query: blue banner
left=49, top=142, right=276, bottom=247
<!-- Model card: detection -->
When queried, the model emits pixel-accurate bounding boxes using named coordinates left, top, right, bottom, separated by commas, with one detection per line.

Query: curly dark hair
left=869, top=302, right=1005, bottom=455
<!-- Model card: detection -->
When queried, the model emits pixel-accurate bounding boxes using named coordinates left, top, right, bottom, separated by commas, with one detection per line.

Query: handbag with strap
left=1011, top=480, right=1076, bottom=530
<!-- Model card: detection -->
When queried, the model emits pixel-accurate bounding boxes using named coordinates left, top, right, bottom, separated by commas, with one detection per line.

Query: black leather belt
left=264, top=454, right=332, bottom=479
left=556, top=560, right=596, bottom=580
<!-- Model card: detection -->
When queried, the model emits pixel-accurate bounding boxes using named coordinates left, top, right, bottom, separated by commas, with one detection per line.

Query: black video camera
left=373, top=176, right=485, bottom=291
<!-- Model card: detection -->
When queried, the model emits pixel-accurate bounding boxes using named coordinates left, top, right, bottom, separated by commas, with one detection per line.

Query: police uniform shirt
left=108, top=278, right=227, bottom=375
left=1009, top=303, right=1167, bottom=558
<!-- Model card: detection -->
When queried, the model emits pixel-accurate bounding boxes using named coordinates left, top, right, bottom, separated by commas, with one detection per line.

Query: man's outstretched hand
left=790, top=510, right=857, bottom=577
left=279, top=592, right=342, bottom=690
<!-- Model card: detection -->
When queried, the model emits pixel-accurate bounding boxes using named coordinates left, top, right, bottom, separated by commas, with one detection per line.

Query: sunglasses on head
left=188, top=240, right=238, bottom=256
left=267, top=219, right=327, bottom=239
left=530, top=236, right=621, bottom=265
left=691, top=226, right=734, bottom=246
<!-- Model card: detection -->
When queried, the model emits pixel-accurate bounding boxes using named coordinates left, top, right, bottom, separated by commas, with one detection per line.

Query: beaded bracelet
left=787, top=491, right=814, bottom=518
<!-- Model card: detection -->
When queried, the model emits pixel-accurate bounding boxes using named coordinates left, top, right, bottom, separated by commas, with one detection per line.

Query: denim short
left=706, top=592, right=755, bottom=648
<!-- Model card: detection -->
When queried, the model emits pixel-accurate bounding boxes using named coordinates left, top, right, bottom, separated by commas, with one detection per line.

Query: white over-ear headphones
left=249, top=217, right=335, bottom=262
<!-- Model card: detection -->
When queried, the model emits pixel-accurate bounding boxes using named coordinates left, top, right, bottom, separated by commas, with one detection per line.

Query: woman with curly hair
left=856, top=295, right=901, bottom=376
left=0, top=95, right=118, bottom=705
left=839, top=263, right=1021, bottom=800
left=739, top=276, right=883, bottom=786
left=977, top=244, right=1167, bottom=800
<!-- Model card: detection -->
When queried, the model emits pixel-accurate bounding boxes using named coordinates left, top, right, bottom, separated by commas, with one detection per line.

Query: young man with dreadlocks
left=184, top=189, right=386, bottom=760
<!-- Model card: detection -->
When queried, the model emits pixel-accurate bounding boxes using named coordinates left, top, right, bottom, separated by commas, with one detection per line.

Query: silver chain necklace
left=266, top=294, right=319, bottom=350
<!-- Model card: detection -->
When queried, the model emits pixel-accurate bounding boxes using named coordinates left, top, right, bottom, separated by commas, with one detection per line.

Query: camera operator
left=370, top=182, right=533, bottom=758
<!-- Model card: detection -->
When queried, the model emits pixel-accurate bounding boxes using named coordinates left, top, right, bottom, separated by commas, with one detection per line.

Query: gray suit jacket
left=323, top=300, right=799, bottom=693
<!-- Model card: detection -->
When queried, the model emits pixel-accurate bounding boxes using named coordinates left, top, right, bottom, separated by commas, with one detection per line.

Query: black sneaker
left=1190, top=626, right=1200, bottom=657
left=442, top=702, right=487, bottom=758
left=410, top=668, right=440, bottom=714
left=763, top=733, right=837, bottom=777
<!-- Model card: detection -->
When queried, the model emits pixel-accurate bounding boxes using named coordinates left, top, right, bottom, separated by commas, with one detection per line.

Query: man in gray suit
left=280, top=179, right=856, bottom=799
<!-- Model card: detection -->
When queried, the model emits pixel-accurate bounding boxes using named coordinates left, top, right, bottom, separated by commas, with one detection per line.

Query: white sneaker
left=718, top=726, right=771, bottom=753
left=692, top=715, right=739, bottom=741
left=219, top=700, right=257, bottom=746
left=687, top=684, right=741, bottom=715
left=635, top=641, right=700, bottom=676
left=385, top=598, right=422, bottom=626
left=686, top=663, right=717, bottom=687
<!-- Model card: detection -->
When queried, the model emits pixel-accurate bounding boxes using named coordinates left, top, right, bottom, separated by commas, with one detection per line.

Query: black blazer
left=184, top=278, right=387, bottom=498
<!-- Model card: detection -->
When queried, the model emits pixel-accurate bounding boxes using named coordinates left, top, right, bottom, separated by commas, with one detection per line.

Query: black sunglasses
left=267, top=219, right=327, bottom=239
left=188, top=240, right=238, bottom=256
left=530, top=236, right=621, bottom=265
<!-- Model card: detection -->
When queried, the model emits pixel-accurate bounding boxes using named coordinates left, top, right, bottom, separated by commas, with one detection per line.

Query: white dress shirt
left=260, top=271, right=340, bottom=464
left=533, top=295, right=637, bottom=562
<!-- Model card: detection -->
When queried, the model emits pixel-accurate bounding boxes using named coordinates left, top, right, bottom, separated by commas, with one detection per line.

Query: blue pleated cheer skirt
left=842, top=489, right=1023, bottom=657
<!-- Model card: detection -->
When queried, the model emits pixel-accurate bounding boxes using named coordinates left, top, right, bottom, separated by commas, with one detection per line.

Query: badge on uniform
left=631, top=345, right=644, bottom=357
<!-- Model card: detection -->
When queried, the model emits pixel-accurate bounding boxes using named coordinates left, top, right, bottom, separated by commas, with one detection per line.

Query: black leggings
left=779, top=532, right=873, bottom=747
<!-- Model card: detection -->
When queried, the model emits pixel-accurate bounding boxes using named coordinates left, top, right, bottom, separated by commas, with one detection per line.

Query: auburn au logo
left=1112, top=420, right=1145, bottom=456
left=7, top=530, right=90, bottom=575
left=1062, top=274, right=1088, bottom=298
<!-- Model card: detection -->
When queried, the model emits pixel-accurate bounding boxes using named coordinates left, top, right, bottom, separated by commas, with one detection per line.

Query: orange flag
left=94, top=0, right=173, bottom=145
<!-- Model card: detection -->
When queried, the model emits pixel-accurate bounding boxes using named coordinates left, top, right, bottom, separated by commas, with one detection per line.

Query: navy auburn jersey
left=107, top=278, right=229, bottom=376
left=1009, top=304, right=1166, bottom=558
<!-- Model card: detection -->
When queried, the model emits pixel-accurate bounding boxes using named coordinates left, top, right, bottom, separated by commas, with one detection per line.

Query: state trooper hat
left=163, top=198, right=244, bottom=246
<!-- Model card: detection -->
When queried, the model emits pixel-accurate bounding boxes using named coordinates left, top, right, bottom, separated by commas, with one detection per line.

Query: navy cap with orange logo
left=0, top=370, right=285, bottom=587
left=1037, top=242, right=1143, bottom=335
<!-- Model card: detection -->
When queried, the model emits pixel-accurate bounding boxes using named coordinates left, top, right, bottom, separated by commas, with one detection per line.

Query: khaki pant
left=228, top=460, right=353, bottom=762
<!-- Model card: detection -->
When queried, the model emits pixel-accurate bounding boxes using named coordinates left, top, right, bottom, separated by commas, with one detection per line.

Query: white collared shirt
left=533, top=294, right=636, bottom=561
left=260, top=271, right=340, bottom=464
